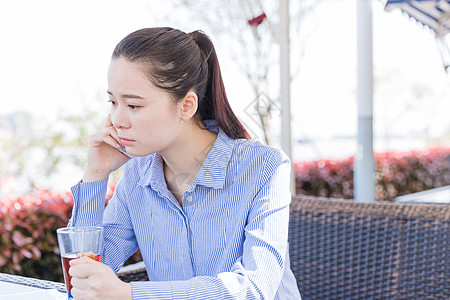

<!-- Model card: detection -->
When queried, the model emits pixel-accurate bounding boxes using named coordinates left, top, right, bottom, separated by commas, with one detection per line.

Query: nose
left=111, top=105, right=130, bottom=129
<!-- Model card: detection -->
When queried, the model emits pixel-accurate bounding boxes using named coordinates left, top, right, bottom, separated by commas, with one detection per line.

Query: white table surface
left=0, top=281, right=66, bottom=299
left=395, top=185, right=450, bottom=204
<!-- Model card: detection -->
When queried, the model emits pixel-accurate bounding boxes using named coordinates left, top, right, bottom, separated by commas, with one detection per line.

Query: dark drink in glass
left=61, top=251, right=102, bottom=296
left=57, top=227, right=104, bottom=300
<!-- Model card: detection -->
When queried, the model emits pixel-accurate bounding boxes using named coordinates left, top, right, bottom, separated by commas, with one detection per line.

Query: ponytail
left=188, top=31, right=250, bottom=139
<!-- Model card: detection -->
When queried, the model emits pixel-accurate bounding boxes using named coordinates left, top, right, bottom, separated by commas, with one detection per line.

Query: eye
left=108, top=99, right=117, bottom=106
left=128, top=104, right=141, bottom=110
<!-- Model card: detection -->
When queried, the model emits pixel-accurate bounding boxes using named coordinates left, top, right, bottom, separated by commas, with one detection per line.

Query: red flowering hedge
left=294, top=147, right=450, bottom=201
left=0, top=184, right=116, bottom=282
left=1, top=147, right=449, bottom=281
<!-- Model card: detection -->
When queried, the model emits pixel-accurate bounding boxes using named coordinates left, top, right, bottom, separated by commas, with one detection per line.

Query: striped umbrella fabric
left=385, top=0, right=450, bottom=71
left=384, top=0, right=450, bottom=37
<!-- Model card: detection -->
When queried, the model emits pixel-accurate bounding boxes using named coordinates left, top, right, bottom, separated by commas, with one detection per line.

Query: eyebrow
left=107, top=91, right=145, bottom=99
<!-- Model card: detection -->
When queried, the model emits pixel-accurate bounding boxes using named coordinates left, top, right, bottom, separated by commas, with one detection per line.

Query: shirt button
left=186, top=195, right=193, bottom=202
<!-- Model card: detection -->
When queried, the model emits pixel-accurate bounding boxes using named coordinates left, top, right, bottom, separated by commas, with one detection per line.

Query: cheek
left=157, top=106, right=182, bottom=124
left=133, top=103, right=180, bottom=132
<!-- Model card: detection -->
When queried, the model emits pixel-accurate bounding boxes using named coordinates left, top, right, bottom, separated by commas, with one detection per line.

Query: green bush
left=294, top=147, right=450, bottom=201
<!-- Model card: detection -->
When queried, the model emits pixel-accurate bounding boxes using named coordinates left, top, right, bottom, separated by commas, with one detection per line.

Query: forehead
left=107, top=57, right=174, bottom=105
left=108, top=58, right=150, bottom=86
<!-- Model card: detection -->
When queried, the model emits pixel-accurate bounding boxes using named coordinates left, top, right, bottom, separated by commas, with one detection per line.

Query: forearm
left=69, top=173, right=138, bottom=273
left=68, top=178, right=109, bottom=227
left=130, top=272, right=269, bottom=300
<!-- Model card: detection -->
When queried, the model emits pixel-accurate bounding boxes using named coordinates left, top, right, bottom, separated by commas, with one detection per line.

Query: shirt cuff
left=131, top=281, right=187, bottom=299
left=69, top=178, right=109, bottom=226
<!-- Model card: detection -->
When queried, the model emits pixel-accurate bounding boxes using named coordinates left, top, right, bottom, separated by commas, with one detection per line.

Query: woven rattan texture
left=0, top=272, right=67, bottom=293
left=289, top=195, right=449, bottom=300
left=117, top=266, right=149, bottom=283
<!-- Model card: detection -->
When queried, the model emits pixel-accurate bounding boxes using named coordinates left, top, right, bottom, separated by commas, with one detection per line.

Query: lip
left=119, top=137, right=136, bottom=146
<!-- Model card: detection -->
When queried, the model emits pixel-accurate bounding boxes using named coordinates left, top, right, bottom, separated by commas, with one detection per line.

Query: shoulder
left=224, top=138, right=291, bottom=203
left=232, top=138, right=290, bottom=167
left=228, top=138, right=290, bottom=183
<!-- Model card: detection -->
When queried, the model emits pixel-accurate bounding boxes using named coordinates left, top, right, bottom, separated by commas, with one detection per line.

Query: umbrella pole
left=355, top=0, right=375, bottom=202
left=279, top=0, right=295, bottom=195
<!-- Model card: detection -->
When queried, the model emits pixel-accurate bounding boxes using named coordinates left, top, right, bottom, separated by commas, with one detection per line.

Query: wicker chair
left=289, top=195, right=449, bottom=300
left=117, top=195, right=449, bottom=299
left=117, top=261, right=148, bottom=282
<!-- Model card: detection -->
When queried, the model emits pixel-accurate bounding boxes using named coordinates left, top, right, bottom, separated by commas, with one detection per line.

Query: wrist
left=121, top=282, right=132, bottom=300
left=82, top=170, right=110, bottom=183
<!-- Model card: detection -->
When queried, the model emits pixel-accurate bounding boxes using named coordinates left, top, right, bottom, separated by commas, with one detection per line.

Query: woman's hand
left=83, top=114, right=130, bottom=182
left=69, top=256, right=132, bottom=300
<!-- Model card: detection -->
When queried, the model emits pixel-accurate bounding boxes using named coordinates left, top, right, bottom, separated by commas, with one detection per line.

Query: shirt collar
left=189, top=126, right=234, bottom=190
left=138, top=152, right=165, bottom=190
left=138, top=121, right=234, bottom=191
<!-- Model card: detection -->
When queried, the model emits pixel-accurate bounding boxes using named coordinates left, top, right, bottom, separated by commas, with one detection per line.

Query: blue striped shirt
left=69, top=122, right=301, bottom=299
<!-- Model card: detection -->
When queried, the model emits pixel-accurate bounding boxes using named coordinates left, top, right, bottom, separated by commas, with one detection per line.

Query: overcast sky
left=1, top=0, right=449, bottom=161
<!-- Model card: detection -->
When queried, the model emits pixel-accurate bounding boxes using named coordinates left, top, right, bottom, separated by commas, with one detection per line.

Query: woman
left=68, top=27, right=301, bottom=300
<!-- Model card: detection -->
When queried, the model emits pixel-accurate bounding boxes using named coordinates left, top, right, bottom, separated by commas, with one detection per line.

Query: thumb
left=69, top=255, right=95, bottom=267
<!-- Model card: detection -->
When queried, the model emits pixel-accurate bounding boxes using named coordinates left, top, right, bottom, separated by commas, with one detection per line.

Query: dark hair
left=112, top=27, right=249, bottom=139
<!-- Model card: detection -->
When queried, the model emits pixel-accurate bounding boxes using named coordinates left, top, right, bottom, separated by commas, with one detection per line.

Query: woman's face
left=107, top=57, right=183, bottom=156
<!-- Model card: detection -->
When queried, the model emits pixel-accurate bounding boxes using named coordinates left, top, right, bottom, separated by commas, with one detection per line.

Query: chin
left=136, top=150, right=158, bottom=157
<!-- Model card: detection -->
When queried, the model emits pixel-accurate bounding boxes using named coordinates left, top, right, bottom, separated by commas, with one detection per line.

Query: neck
left=161, top=122, right=217, bottom=197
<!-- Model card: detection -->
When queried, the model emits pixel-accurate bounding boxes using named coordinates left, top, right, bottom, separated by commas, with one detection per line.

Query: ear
left=179, top=90, right=198, bottom=120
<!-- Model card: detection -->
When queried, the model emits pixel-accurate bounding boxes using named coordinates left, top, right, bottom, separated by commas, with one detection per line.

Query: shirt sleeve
left=130, top=150, right=292, bottom=300
left=68, top=179, right=109, bottom=227
left=68, top=170, right=139, bottom=273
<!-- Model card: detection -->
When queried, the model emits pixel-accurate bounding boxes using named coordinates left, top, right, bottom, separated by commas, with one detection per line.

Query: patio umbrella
left=384, top=0, right=450, bottom=71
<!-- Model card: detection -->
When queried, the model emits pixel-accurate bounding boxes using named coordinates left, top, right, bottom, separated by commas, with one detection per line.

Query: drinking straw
left=80, top=228, right=84, bottom=257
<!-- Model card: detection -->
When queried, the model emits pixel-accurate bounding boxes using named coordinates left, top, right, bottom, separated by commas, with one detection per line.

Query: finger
left=69, top=255, right=93, bottom=266
left=98, top=124, right=122, bottom=147
left=91, top=129, right=122, bottom=149
left=69, top=258, right=98, bottom=278
left=106, top=126, right=121, bottom=146
left=71, top=276, right=90, bottom=290
left=71, top=286, right=86, bottom=300
left=69, top=265, right=90, bottom=279
left=105, top=113, right=113, bottom=127
left=103, top=135, right=122, bottom=149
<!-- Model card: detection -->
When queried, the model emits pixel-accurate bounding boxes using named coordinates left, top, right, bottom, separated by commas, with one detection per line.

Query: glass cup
left=57, top=226, right=104, bottom=300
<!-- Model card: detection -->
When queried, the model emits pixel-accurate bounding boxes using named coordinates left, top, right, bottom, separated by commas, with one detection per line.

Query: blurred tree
left=373, top=67, right=450, bottom=150
left=174, top=0, right=331, bottom=144
left=0, top=95, right=122, bottom=197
